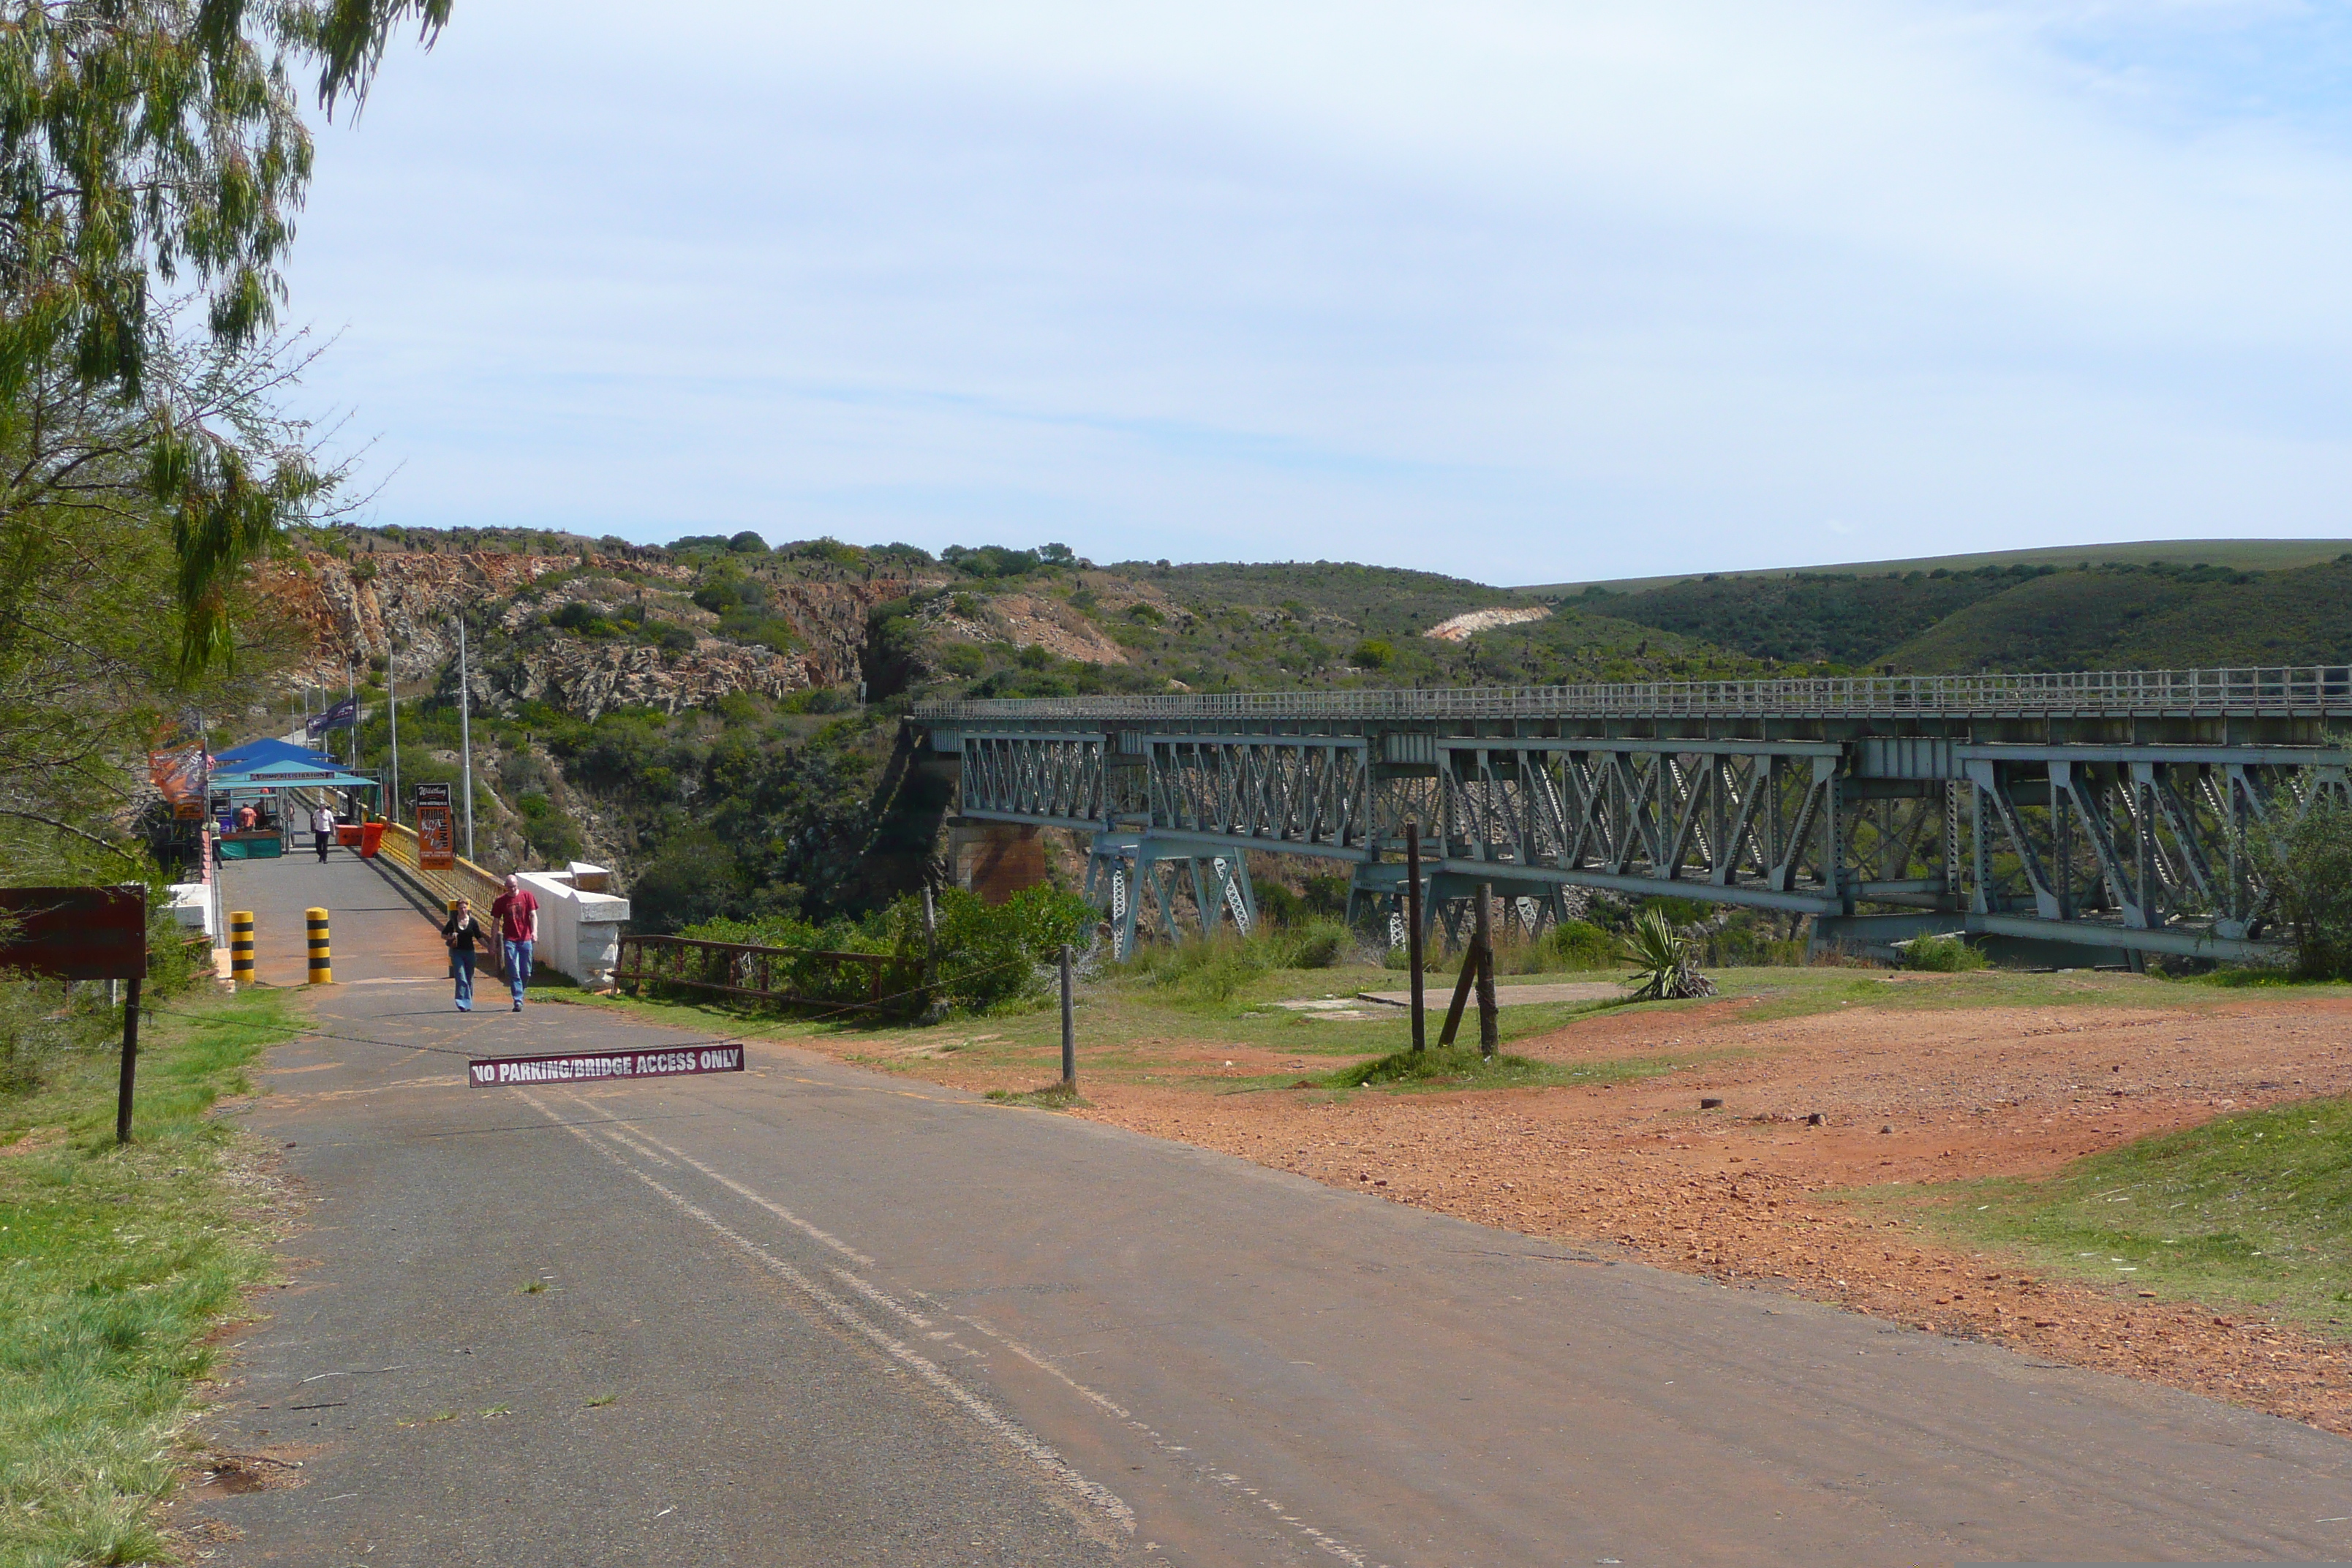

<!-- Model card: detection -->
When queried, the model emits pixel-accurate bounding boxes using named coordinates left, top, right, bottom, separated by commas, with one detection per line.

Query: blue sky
left=282, top=1, right=2352, bottom=581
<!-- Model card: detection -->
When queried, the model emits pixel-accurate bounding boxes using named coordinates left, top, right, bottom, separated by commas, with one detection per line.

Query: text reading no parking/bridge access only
left=467, top=1045, right=745, bottom=1088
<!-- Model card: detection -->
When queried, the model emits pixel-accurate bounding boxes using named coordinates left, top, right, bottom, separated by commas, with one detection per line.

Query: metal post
left=921, top=884, right=939, bottom=1003
left=115, top=977, right=140, bottom=1145
left=1405, top=821, right=1425, bottom=1052
left=456, top=617, right=476, bottom=862
left=1474, top=881, right=1499, bottom=1058
left=1059, top=943, right=1076, bottom=1089
left=386, top=641, right=401, bottom=826
left=347, top=655, right=358, bottom=775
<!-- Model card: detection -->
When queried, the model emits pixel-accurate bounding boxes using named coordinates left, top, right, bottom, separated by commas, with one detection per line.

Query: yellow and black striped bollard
left=306, top=907, right=332, bottom=984
left=230, top=911, right=255, bottom=987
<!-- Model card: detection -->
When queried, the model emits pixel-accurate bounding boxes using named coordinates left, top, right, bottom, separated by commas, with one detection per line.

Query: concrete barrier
left=516, top=863, right=630, bottom=990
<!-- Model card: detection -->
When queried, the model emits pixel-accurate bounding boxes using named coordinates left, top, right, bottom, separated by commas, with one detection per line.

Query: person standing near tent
left=489, top=873, right=540, bottom=1012
left=311, top=801, right=336, bottom=862
left=441, top=897, right=486, bottom=1012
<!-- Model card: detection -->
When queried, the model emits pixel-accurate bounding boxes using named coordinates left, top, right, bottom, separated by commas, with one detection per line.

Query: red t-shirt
left=490, top=889, right=540, bottom=942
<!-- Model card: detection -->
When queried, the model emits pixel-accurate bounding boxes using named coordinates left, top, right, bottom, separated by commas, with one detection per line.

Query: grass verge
left=984, top=1082, right=1090, bottom=1110
left=1324, top=1042, right=1699, bottom=1093
left=0, top=985, right=303, bottom=1567
left=1872, top=1093, right=2352, bottom=1339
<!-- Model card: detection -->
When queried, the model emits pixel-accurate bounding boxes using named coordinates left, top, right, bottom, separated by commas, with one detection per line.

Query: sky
left=280, top=0, right=2352, bottom=582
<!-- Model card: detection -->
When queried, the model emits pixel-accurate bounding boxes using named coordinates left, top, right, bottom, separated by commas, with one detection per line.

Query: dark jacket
left=441, top=914, right=486, bottom=954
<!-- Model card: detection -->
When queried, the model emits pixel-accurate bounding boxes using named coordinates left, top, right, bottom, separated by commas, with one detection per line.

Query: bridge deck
left=918, top=665, right=2352, bottom=723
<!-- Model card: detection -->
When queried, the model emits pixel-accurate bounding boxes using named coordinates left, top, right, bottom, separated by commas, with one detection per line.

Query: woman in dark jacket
left=442, top=898, right=486, bottom=1012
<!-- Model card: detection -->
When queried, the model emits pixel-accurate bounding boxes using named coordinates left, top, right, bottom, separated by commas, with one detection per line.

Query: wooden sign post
left=0, top=887, right=150, bottom=1142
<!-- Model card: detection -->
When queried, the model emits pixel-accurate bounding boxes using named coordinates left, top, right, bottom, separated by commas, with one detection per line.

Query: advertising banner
left=415, top=803, right=455, bottom=870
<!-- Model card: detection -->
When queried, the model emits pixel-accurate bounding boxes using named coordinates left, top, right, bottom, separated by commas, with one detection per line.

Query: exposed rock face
left=450, top=638, right=822, bottom=723
left=1423, top=605, right=1550, bottom=643
left=929, top=591, right=1130, bottom=665
left=265, top=550, right=947, bottom=717
left=263, top=551, right=664, bottom=682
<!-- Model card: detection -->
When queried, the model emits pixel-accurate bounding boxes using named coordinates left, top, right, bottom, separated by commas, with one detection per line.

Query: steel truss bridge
left=915, top=668, right=2352, bottom=964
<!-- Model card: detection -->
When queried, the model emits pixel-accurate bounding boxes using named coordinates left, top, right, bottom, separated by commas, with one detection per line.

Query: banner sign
left=0, top=886, right=148, bottom=980
left=468, top=1044, right=745, bottom=1088
left=412, top=782, right=451, bottom=807
left=306, top=696, right=358, bottom=736
left=415, top=803, right=454, bottom=870
left=147, top=743, right=207, bottom=806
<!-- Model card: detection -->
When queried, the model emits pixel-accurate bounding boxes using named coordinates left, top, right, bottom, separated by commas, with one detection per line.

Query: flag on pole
left=306, top=696, right=358, bottom=736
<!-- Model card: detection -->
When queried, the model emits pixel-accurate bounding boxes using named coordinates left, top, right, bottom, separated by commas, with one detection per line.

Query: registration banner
left=467, top=1044, right=745, bottom=1088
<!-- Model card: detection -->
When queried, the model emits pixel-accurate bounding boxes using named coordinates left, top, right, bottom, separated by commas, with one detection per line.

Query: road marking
left=595, top=1117, right=877, bottom=1266
left=562, top=1093, right=1382, bottom=1567
left=517, top=1090, right=1131, bottom=1535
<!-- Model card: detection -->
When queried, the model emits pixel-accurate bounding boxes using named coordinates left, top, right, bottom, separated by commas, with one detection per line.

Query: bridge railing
left=914, top=666, right=2352, bottom=723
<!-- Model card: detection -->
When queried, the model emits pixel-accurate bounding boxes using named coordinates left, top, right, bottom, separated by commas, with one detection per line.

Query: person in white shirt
left=312, top=803, right=336, bottom=862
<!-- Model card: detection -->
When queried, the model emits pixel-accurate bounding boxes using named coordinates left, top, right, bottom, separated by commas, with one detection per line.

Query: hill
left=1515, top=538, right=2352, bottom=597
left=1887, top=558, right=2352, bottom=672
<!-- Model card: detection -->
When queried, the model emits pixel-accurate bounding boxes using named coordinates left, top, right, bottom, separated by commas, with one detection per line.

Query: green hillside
left=1888, top=559, right=2352, bottom=672
left=1567, top=568, right=2024, bottom=665
left=1517, top=538, right=2352, bottom=597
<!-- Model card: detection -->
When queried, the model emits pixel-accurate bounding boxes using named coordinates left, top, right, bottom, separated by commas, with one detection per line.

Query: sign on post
left=414, top=783, right=454, bottom=870
left=0, top=886, right=148, bottom=980
left=468, top=1045, right=745, bottom=1088
left=0, top=886, right=149, bottom=1143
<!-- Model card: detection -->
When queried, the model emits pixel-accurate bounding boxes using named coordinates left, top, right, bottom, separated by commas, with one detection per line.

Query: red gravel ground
left=876, top=985, right=2352, bottom=1436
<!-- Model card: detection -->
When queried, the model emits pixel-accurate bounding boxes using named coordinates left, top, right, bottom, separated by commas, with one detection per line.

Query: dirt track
left=836, top=979, right=2352, bottom=1436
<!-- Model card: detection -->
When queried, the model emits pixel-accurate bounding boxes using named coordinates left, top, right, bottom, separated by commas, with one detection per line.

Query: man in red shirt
left=489, top=873, right=541, bottom=1013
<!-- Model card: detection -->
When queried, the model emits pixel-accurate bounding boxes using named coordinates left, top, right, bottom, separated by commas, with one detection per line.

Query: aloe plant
left=1620, top=906, right=1716, bottom=1000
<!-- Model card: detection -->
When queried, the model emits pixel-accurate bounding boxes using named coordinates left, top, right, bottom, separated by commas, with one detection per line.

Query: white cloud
left=282, top=0, right=2352, bottom=578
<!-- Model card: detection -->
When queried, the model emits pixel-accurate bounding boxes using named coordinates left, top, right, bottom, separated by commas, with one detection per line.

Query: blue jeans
left=451, top=949, right=475, bottom=1009
left=503, top=939, right=533, bottom=1005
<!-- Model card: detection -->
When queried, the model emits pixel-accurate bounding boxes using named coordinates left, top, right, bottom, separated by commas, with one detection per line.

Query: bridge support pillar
left=1084, top=834, right=1257, bottom=959
left=949, top=820, right=1049, bottom=905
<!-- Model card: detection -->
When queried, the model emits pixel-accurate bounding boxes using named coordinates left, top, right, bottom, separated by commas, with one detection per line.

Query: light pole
left=385, top=638, right=401, bottom=826
left=455, top=616, right=476, bottom=862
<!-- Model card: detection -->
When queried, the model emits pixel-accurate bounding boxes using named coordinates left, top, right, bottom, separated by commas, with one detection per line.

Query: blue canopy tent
left=207, top=756, right=382, bottom=859
left=213, top=736, right=341, bottom=772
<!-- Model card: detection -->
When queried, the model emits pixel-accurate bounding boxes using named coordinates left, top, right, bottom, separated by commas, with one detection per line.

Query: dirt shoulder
left=726, top=970, right=2352, bottom=1437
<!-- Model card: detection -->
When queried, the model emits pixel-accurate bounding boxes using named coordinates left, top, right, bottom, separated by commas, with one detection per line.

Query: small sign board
left=468, top=1044, right=745, bottom=1088
left=0, top=886, right=148, bottom=980
left=412, top=782, right=452, bottom=807
left=415, top=803, right=454, bottom=870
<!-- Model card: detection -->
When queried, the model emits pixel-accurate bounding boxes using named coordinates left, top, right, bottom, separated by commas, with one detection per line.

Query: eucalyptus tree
left=0, top=0, right=448, bottom=870
left=0, top=0, right=450, bottom=676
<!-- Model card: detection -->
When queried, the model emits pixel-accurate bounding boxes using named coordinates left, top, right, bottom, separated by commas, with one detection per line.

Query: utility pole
left=385, top=642, right=401, bottom=826
left=456, top=616, right=476, bottom=862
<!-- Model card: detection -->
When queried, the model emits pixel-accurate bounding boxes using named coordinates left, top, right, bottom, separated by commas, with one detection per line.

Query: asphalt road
left=191, top=853, right=2352, bottom=1566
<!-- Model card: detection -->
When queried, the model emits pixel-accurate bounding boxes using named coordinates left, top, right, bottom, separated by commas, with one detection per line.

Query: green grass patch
left=1325, top=1041, right=1699, bottom=1093
left=1875, top=1093, right=2352, bottom=1338
left=0, top=984, right=303, bottom=1566
left=984, top=1081, right=1090, bottom=1110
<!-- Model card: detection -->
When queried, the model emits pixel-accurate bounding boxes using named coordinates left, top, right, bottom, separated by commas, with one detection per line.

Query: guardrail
left=615, top=934, right=915, bottom=1011
left=914, top=666, right=2352, bottom=723
left=372, top=816, right=507, bottom=913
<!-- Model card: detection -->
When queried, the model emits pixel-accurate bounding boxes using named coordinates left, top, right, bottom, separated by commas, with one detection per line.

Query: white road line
left=565, top=1093, right=1382, bottom=1568
left=595, top=1115, right=876, bottom=1265
left=518, top=1090, right=1131, bottom=1534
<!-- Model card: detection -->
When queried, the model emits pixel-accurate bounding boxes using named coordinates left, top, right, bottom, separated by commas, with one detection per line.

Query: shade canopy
left=208, top=756, right=379, bottom=792
left=213, top=736, right=340, bottom=772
